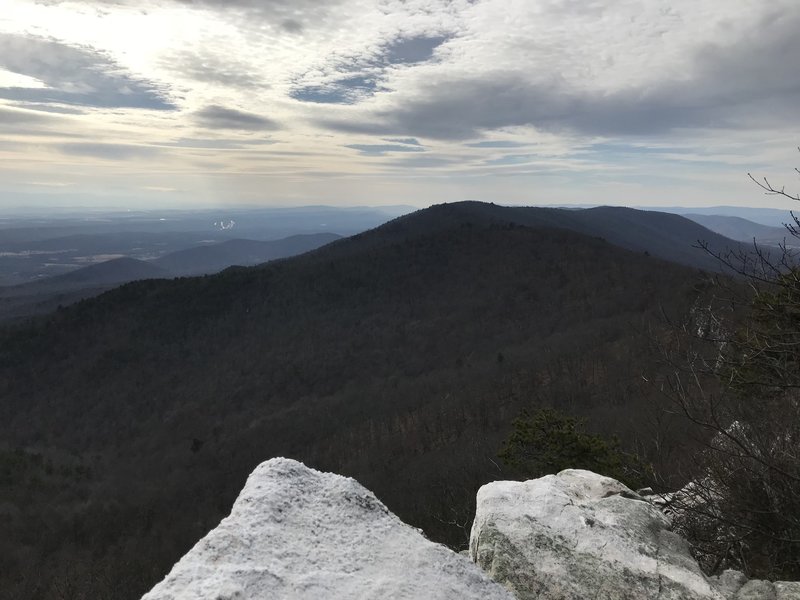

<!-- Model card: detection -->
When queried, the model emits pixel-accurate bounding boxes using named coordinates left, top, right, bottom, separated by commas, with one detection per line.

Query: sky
left=1, top=0, right=799, bottom=210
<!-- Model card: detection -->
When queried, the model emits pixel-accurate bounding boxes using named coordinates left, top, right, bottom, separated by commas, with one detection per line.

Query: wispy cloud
left=2, top=0, right=799, bottom=209
left=290, top=33, right=451, bottom=105
left=165, top=49, right=270, bottom=90
left=56, top=142, right=161, bottom=160
left=194, top=106, right=279, bottom=131
left=0, top=33, right=174, bottom=109
left=345, top=143, right=425, bottom=156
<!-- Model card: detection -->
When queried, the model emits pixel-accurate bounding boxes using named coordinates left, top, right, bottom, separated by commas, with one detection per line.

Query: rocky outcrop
left=469, top=469, right=725, bottom=600
left=142, top=458, right=513, bottom=600
left=144, top=461, right=799, bottom=600
left=708, top=571, right=800, bottom=600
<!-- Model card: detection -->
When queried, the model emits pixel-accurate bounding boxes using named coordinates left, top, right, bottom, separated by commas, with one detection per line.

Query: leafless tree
left=657, top=153, right=800, bottom=579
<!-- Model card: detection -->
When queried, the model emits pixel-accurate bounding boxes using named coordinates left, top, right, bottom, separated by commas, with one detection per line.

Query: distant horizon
left=2, top=200, right=800, bottom=217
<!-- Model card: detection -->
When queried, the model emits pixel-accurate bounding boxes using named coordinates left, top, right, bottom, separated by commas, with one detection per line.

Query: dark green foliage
left=499, top=408, right=647, bottom=489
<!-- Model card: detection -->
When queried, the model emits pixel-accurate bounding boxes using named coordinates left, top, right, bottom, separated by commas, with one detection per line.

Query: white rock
left=775, top=582, right=800, bottom=600
left=470, top=469, right=725, bottom=600
left=734, top=579, right=776, bottom=599
left=709, top=569, right=748, bottom=598
left=142, top=458, right=513, bottom=600
left=729, top=579, right=800, bottom=600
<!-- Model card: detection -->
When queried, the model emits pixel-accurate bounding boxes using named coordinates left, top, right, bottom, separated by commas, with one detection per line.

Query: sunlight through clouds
left=1, top=0, right=798, bottom=208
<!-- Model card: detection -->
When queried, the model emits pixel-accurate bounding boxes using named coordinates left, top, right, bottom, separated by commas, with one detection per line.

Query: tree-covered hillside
left=0, top=203, right=718, bottom=599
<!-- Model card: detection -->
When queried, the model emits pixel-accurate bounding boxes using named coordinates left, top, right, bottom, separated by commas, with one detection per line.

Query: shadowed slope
left=0, top=202, right=717, bottom=600
left=318, top=202, right=741, bottom=272
left=153, top=233, right=342, bottom=276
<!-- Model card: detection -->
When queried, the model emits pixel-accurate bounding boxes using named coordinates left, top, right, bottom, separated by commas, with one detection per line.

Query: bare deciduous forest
left=4, top=198, right=800, bottom=598
left=1, top=204, right=720, bottom=599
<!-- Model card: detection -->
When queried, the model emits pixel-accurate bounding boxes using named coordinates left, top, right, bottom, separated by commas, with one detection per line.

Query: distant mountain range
left=153, top=233, right=342, bottom=276
left=0, top=201, right=741, bottom=599
left=0, top=205, right=407, bottom=286
left=0, top=233, right=342, bottom=321
left=651, top=205, right=799, bottom=228
left=53, top=256, right=170, bottom=285
left=682, top=213, right=798, bottom=246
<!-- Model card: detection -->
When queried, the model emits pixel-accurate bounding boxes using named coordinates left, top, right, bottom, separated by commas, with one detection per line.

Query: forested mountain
left=0, top=205, right=404, bottom=286
left=329, top=202, right=742, bottom=271
left=46, top=256, right=170, bottom=285
left=0, top=257, right=170, bottom=323
left=0, top=202, right=730, bottom=599
left=152, top=233, right=342, bottom=276
left=0, top=233, right=342, bottom=322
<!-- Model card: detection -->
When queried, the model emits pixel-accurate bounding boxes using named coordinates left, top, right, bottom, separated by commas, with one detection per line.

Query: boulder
left=470, top=469, right=725, bottom=600
left=708, top=570, right=749, bottom=598
left=143, top=458, right=513, bottom=600
left=775, top=582, right=800, bottom=599
left=717, top=576, right=800, bottom=600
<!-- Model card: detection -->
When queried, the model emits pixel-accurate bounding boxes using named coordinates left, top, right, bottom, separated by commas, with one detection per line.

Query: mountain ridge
left=0, top=201, right=730, bottom=599
left=311, top=201, right=742, bottom=272
left=153, top=232, right=342, bottom=276
left=0, top=232, right=343, bottom=322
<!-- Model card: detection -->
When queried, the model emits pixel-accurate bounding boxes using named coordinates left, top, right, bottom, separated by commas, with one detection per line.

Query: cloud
left=280, top=18, right=303, bottom=34
left=11, top=0, right=800, bottom=208
left=176, top=0, right=345, bottom=17
left=388, top=154, right=460, bottom=169
left=317, top=4, right=800, bottom=141
left=9, top=103, right=85, bottom=115
left=56, top=142, right=161, bottom=159
left=193, top=105, right=279, bottom=130
left=34, top=0, right=345, bottom=31
left=384, top=138, right=422, bottom=146
left=156, top=137, right=278, bottom=150
left=345, top=143, right=425, bottom=156
left=466, top=141, right=528, bottom=148
left=0, top=33, right=174, bottom=110
left=165, top=50, right=270, bottom=90
left=0, top=106, right=54, bottom=125
left=314, top=74, right=648, bottom=139
left=484, top=154, right=536, bottom=166
left=0, top=106, right=83, bottom=138
left=290, top=34, right=451, bottom=105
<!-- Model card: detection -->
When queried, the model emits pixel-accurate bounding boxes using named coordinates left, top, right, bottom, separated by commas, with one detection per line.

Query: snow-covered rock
left=469, top=469, right=725, bottom=600
left=142, top=458, right=513, bottom=600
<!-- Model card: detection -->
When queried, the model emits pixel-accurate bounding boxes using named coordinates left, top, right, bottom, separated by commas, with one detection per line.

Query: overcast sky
left=1, top=0, right=799, bottom=209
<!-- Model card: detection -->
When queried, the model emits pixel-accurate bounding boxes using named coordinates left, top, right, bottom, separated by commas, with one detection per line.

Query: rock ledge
left=143, top=458, right=512, bottom=600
